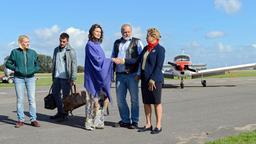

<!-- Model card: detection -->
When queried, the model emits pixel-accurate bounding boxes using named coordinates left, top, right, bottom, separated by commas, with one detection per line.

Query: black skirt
left=141, top=80, right=162, bottom=104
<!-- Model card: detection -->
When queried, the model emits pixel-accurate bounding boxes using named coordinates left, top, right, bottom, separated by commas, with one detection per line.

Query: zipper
left=24, top=51, right=27, bottom=76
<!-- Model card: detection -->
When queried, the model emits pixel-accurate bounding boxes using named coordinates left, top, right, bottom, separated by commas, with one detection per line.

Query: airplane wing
left=191, top=64, right=207, bottom=71
left=191, top=63, right=256, bottom=79
left=163, top=69, right=175, bottom=79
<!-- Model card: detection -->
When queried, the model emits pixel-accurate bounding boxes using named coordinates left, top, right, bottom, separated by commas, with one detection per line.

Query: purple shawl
left=84, top=40, right=113, bottom=102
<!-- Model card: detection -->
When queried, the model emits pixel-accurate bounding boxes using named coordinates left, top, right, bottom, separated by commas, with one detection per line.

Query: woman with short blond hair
left=138, top=28, right=165, bottom=134
left=5, top=35, right=40, bottom=128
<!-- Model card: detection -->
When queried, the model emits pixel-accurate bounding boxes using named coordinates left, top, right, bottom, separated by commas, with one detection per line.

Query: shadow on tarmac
left=1, top=112, right=117, bottom=129
left=0, top=115, right=17, bottom=126
left=162, top=84, right=236, bottom=88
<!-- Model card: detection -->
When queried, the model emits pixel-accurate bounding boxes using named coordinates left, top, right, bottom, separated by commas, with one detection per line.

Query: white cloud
left=8, top=41, right=17, bottom=48
left=214, top=0, right=241, bottom=14
left=32, top=25, right=60, bottom=52
left=65, top=27, right=88, bottom=49
left=205, top=31, right=225, bottom=39
left=190, top=41, right=201, bottom=48
left=34, top=25, right=60, bottom=40
left=30, top=25, right=88, bottom=65
left=217, top=42, right=232, bottom=53
left=132, top=27, right=144, bottom=39
left=251, top=44, right=256, bottom=49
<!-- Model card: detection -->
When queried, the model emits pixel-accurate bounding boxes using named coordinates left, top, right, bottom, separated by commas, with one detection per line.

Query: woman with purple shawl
left=84, top=24, right=113, bottom=130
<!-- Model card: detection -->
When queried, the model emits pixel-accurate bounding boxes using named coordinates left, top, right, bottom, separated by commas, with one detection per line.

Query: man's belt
left=116, top=72, right=129, bottom=75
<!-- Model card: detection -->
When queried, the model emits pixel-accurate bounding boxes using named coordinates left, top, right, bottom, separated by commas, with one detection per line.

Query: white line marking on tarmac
left=0, top=92, right=7, bottom=95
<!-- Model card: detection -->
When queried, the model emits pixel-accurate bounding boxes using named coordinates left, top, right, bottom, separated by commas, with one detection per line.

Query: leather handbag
left=63, top=84, right=87, bottom=114
left=44, top=85, right=56, bottom=110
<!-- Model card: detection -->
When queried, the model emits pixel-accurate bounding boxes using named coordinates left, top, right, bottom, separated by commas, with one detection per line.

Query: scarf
left=147, top=39, right=159, bottom=52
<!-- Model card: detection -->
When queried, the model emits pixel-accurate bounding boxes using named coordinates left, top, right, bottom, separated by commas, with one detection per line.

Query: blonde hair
left=18, top=35, right=29, bottom=48
left=147, top=28, right=161, bottom=40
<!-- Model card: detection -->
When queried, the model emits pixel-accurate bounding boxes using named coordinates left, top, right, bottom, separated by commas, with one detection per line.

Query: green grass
left=1, top=70, right=256, bottom=88
left=206, top=130, right=256, bottom=144
left=0, top=73, right=84, bottom=88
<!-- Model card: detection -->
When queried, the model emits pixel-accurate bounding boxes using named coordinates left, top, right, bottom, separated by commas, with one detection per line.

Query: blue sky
left=1, top=0, right=256, bottom=68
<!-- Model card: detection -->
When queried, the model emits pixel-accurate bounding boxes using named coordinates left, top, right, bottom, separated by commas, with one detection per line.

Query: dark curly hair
left=88, top=24, right=103, bottom=43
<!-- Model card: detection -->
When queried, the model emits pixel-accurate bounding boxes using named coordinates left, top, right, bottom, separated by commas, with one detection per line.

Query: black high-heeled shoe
left=151, top=127, right=162, bottom=134
left=137, top=126, right=153, bottom=132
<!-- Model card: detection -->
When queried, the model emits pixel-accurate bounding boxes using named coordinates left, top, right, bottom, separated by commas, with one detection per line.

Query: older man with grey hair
left=112, top=24, right=144, bottom=129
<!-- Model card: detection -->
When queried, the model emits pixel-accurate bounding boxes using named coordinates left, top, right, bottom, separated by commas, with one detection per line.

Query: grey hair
left=121, top=24, right=132, bottom=33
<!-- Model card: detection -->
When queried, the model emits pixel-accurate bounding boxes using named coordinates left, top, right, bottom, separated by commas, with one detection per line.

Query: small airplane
left=0, top=57, right=14, bottom=84
left=163, top=54, right=256, bottom=88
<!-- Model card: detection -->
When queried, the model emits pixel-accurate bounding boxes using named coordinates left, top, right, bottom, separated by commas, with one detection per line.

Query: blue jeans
left=14, top=77, right=37, bottom=122
left=52, top=78, right=71, bottom=114
left=116, top=73, right=139, bottom=124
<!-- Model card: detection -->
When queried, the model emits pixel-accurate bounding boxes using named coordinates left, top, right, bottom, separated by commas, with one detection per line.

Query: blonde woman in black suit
left=138, top=28, right=165, bottom=134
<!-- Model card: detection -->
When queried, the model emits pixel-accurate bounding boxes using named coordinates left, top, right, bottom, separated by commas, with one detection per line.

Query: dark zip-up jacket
left=5, top=48, right=40, bottom=78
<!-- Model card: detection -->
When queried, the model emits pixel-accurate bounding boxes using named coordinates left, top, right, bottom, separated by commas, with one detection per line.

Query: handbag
left=44, top=85, right=56, bottom=110
left=63, top=84, right=87, bottom=114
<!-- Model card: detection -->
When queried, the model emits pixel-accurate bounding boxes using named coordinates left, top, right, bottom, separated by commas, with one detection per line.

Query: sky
left=0, top=0, right=256, bottom=68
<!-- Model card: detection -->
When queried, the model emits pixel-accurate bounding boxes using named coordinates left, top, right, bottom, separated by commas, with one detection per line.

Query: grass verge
left=206, top=130, right=256, bottom=144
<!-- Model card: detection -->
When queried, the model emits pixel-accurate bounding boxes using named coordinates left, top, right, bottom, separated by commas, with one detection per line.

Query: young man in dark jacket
left=50, top=32, right=77, bottom=121
left=5, top=35, right=40, bottom=128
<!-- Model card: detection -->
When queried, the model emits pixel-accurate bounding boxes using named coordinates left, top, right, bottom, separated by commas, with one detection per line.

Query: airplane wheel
left=201, top=80, right=206, bottom=87
left=180, top=83, right=184, bottom=89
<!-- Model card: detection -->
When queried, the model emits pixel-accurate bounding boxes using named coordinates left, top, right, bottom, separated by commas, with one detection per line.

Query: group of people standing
left=5, top=23, right=165, bottom=134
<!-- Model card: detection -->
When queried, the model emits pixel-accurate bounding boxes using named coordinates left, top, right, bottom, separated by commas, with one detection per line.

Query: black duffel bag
left=44, top=85, right=56, bottom=110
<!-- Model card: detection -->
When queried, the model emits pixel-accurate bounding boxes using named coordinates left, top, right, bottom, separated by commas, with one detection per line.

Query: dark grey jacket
left=52, top=44, right=77, bottom=81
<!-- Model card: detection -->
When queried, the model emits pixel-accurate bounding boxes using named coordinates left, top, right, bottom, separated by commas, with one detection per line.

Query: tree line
left=0, top=54, right=84, bottom=73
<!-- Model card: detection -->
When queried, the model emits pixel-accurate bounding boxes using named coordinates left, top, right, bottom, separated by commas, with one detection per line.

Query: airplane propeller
left=168, top=62, right=177, bottom=67
left=184, top=66, right=197, bottom=72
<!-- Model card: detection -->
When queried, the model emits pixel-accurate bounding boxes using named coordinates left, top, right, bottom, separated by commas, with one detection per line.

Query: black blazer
left=140, top=44, right=165, bottom=83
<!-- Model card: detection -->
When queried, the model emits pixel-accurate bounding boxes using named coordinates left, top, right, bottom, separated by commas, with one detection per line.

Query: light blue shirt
left=55, top=47, right=67, bottom=79
left=114, top=37, right=143, bottom=73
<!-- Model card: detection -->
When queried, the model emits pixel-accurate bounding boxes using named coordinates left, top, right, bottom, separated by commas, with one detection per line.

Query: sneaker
left=128, top=122, right=138, bottom=129
left=15, top=121, right=24, bottom=128
left=31, top=121, right=40, bottom=127
left=84, top=126, right=94, bottom=131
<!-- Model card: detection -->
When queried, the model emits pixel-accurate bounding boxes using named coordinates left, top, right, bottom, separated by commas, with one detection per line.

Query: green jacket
left=5, top=48, right=40, bottom=78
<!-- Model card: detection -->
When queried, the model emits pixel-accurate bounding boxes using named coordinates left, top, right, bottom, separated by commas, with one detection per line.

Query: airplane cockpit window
left=174, top=55, right=190, bottom=61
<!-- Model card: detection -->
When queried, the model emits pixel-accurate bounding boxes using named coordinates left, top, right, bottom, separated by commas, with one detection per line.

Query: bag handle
left=48, top=84, right=53, bottom=94
left=70, top=84, right=77, bottom=94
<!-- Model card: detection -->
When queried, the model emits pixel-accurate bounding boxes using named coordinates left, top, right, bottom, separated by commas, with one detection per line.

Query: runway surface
left=0, top=77, right=256, bottom=144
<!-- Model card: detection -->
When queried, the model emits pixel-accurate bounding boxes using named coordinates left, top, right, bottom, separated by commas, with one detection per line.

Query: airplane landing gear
left=180, top=82, right=184, bottom=89
left=201, top=80, right=206, bottom=87
left=180, top=77, right=184, bottom=89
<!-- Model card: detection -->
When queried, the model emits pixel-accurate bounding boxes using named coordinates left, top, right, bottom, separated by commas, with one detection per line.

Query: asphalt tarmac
left=0, top=77, right=256, bottom=144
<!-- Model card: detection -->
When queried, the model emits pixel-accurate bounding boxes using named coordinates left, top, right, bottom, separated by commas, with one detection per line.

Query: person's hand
left=148, top=81, right=156, bottom=91
left=112, top=58, right=124, bottom=64
left=111, top=58, right=116, bottom=63
left=70, top=80, right=75, bottom=86
left=135, top=75, right=140, bottom=81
